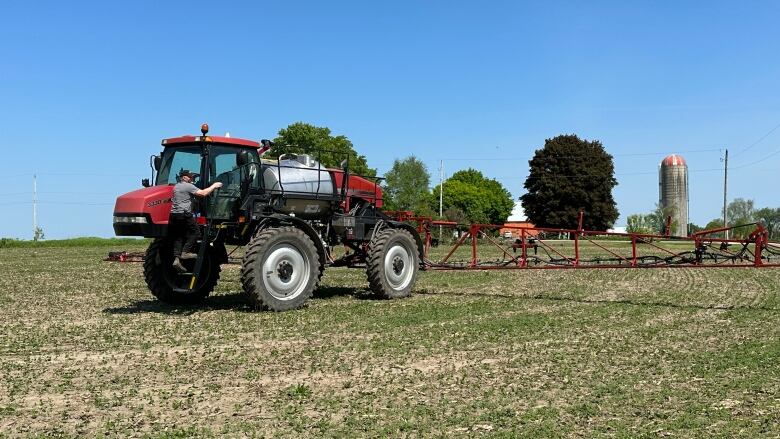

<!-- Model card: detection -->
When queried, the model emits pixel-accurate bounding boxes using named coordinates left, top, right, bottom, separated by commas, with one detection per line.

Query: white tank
left=262, top=154, right=335, bottom=195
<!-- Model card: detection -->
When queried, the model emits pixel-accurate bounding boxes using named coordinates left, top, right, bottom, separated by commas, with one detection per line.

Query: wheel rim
left=262, top=243, right=311, bottom=300
left=384, top=242, right=414, bottom=290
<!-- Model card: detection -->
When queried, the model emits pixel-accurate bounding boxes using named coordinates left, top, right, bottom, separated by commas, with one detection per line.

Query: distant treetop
left=272, top=122, right=376, bottom=178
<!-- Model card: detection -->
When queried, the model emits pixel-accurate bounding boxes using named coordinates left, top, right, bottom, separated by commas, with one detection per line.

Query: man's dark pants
left=169, top=212, right=200, bottom=258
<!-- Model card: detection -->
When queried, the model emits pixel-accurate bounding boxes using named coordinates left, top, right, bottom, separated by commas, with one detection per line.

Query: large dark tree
left=272, top=122, right=376, bottom=177
left=521, top=135, right=618, bottom=230
left=383, top=156, right=434, bottom=215
left=432, top=169, right=514, bottom=224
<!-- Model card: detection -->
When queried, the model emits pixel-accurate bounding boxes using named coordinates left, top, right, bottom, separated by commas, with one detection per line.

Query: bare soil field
left=1, top=244, right=779, bottom=437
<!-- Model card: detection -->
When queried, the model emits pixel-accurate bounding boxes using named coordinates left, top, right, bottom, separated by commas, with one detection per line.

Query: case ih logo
left=147, top=198, right=171, bottom=208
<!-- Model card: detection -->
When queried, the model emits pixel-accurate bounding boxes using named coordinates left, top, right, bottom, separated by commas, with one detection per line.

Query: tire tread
left=143, top=238, right=220, bottom=304
left=366, top=228, right=419, bottom=299
left=240, top=226, right=318, bottom=311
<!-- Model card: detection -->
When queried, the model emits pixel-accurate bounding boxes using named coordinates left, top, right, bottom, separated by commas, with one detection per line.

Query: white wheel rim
left=262, top=243, right=311, bottom=300
left=384, top=242, right=414, bottom=290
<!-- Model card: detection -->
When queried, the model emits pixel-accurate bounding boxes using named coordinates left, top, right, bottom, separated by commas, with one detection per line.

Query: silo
left=659, top=154, right=689, bottom=237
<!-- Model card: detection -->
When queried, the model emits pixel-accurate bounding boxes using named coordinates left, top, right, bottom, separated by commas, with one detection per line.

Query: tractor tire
left=143, top=238, right=221, bottom=304
left=366, top=228, right=419, bottom=299
left=241, top=226, right=319, bottom=311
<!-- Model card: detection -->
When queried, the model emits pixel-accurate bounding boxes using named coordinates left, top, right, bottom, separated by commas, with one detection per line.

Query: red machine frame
left=388, top=211, right=780, bottom=270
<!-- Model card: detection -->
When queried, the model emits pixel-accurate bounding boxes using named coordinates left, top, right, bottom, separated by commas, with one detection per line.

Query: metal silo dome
left=659, top=154, right=689, bottom=237
left=662, top=154, right=686, bottom=167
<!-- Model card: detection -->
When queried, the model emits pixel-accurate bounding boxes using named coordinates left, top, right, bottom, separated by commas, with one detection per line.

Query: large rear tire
left=143, top=238, right=221, bottom=304
left=241, top=226, right=319, bottom=311
left=366, top=228, right=419, bottom=299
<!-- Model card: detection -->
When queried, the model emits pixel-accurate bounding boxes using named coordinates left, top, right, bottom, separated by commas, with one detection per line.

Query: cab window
left=157, top=146, right=201, bottom=185
left=211, top=146, right=260, bottom=188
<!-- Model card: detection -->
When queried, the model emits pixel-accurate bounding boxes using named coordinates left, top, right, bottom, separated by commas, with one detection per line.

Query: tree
left=443, top=207, right=468, bottom=238
left=521, top=134, right=618, bottom=230
left=726, top=198, right=755, bottom=238
left=33, top=226, right=44, bottom=242
left=704, top=218, right=725, bottom=230
left=432, top=169, right=514, bottom=225
left=755, top=207, right=780, bottom=240
left=688, top=223, right=704, bottom=235
left=383, top=156, right=433, bottom=215
left=626, top=213, right=654, bottom=234
left=443, top=207, right=467, bottom=224
left=650, top=203, right=678, bottom=235
left=272, top=122, right=376, bottom=177
left=726, top=198, right=755, bottom=225
left=626, top=203, right=677, bottom=235
left=703, top=218, right=725, bottom=238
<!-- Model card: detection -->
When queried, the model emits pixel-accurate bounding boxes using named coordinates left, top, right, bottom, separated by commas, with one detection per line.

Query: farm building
left=500, top=202, right=538, bottom=238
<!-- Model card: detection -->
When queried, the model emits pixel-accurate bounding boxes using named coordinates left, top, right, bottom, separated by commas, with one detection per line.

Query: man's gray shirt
left=171, top=182, right=199, bottom=214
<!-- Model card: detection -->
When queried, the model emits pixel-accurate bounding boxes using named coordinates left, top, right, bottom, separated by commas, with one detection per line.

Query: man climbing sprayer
left=170, top=169, right=222, bottom=272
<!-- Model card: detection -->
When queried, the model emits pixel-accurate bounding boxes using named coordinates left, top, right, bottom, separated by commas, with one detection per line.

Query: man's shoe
left=172, top=258, right=187, bottom=273
left=180, top=252, right=198, bottom=260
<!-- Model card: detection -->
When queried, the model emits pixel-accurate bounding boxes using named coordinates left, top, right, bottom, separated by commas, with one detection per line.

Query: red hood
left=114, top=185, right=173, bottom=225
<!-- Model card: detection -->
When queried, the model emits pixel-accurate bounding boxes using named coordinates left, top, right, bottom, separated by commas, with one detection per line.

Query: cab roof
left=162, top=135, right=260, bottom=148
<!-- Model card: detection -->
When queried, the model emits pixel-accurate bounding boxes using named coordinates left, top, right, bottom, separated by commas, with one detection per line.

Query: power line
left=35, top=172, right=140, bottom=177
left=731, top=145, right=780, bottom=170
left=732, top=121, right=780, bottom=158
left=611, top=148, right=721, bottom=157
left=439, top=148, right=721, bottom=161
left=41, top=191, right=118, bottom=195
left=0, top=172, right=141, bottom=177
left=494, top=167, right=723, bottom=181
left=44, top=202, right=115, bottom=206
left=5, top=191, right=119, bottom=196
left=0, top=201, right=114, bottom=206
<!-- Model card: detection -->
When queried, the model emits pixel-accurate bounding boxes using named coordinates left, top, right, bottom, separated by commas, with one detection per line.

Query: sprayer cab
left=113, top=126, right=264, bottom=237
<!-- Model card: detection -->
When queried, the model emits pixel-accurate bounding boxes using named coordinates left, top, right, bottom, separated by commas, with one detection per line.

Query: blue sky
left=2, top=1, right=779, bottom=239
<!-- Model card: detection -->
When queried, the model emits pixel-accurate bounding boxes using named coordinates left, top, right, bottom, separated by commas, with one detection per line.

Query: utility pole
left=33, top=174, right=38, bottom=240
left=722, top=149, right=728, bottom=240
left=439, top=160, right=444, bottom=241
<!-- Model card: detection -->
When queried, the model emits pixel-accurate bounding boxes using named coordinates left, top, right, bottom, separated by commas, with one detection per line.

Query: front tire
left=143, top=238, right=220, bottom=304
left=241, top=226, right=319, bottom=311
left=366, top=228, right=419, bottom=299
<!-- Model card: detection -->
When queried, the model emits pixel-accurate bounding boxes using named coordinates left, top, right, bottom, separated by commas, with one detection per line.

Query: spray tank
left=261, top=153, right=336, bottom=219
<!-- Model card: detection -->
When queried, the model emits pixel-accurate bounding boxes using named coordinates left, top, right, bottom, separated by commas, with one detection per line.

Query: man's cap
left=178, top=169, right=199, bottom=178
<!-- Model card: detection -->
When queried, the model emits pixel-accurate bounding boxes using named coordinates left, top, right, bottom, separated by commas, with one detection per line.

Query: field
left=1, top=242, right=780, bottom=438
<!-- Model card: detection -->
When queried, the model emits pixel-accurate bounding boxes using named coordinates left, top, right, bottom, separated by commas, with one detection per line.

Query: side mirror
left=237, top=150, right=250, bottom=167
left=141, top=178, right=150, bottom=188
left=153, top=156, right=162, bottom=171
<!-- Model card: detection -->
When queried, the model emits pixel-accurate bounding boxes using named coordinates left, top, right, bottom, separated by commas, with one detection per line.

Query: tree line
left=627, top=199, right=780, bottom=239
left=703, top=199, right=779, bottom=239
